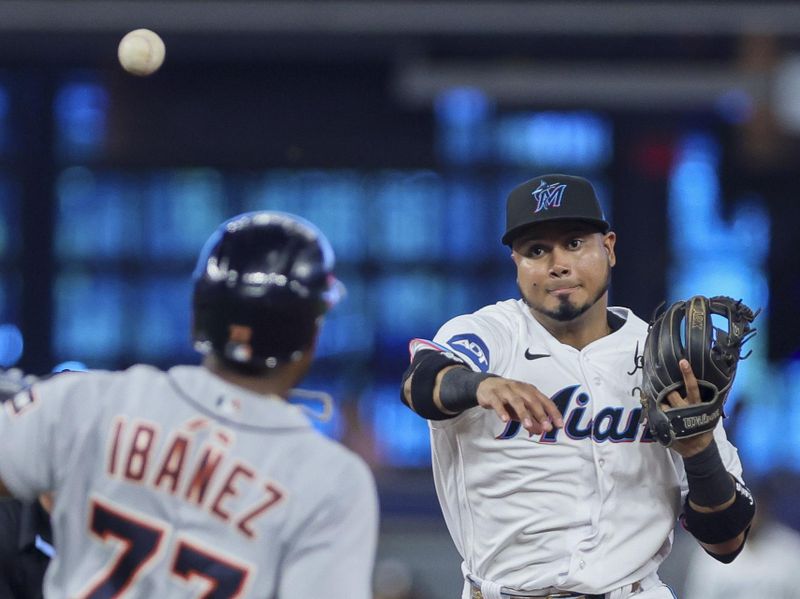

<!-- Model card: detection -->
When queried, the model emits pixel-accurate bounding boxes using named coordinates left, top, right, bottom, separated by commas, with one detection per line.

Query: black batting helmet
left=191, top=211, right=344, bottom=372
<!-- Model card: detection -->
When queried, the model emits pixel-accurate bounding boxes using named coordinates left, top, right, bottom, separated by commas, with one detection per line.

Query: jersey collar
left=167, top=365, right=313, bottom=432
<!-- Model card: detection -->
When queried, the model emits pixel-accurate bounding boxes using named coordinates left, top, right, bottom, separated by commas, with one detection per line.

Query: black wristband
left=683, top=440, right=735, bottom=507
left=405, top=350, right=467, bottom=420
left=682, top=479, right=755, bottom=545
left=439, top=367, right=497, bottom=413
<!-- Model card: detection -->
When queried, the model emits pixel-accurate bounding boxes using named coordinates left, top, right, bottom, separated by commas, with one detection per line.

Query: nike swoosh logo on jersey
left=524, top=350, right=550, bottom=360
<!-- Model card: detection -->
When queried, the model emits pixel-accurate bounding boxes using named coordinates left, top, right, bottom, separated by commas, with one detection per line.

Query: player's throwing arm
left=401, top=341, right=564, bottom=435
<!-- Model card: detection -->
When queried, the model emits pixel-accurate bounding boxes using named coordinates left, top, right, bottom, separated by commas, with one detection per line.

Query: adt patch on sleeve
left=446, top=334, right=490, bottom=372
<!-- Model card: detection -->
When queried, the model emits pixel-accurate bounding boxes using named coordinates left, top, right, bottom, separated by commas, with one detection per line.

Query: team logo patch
left=532, top=180, right=567, bottom=213
left=446, top=334, right=490, bottom=372
left=215, top=395, right=242, bottom=416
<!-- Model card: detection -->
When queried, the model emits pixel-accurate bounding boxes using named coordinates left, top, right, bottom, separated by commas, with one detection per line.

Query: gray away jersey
left=424, top=299, right=745, bottom=595
left=0, top=365, right=378, bottom=599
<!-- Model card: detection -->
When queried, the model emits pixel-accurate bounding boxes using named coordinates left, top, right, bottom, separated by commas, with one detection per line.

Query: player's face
left=511, top=222, right=616, bottom=322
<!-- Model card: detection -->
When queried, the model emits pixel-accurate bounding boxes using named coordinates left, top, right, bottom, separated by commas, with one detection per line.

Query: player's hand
left=0, top=368, right=37, bottom=402
left=476, top=377, right=564, bottom=436
left=664, top=359, right=714, bottom=457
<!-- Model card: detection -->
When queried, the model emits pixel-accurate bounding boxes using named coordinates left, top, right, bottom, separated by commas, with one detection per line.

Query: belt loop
left=462, top=581, right=472, bottom=599
left=480, top=580, right=504, bottom=599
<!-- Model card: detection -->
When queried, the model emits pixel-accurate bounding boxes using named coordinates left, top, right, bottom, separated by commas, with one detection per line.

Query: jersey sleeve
left=278, top=454, right=378, bottom=599
left=0, top=372, right=102, bottom=501
left=432, top=312, right=510, bottom=375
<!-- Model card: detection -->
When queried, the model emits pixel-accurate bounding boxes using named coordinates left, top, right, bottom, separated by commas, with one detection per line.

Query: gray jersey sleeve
left=278, top=454, right=378, bottom=599
left=0, top=383, right=62, bottom=500
left=0, top=372, right=104, bottom=501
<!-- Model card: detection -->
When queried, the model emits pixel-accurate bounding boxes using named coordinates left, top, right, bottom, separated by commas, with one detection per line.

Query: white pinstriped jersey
left=0, top=365, right=378, bottom=599
left=425, top=299, right=744, bottom=595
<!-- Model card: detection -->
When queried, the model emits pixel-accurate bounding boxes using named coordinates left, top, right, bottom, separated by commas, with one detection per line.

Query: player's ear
left=603, top=231, right=617, bottom=267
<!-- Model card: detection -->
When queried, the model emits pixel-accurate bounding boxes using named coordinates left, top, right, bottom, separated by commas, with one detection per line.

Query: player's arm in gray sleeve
left=400, top=335, right=564, bottom=436
left=278, top=455, right=378, bottom=599
left=0, top=380, right=60, bottom=501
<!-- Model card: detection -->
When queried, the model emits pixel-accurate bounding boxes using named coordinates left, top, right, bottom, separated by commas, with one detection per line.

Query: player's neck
left=534, top=298, right=612, bottom=350
left=202, top=355, right=298, bottom=400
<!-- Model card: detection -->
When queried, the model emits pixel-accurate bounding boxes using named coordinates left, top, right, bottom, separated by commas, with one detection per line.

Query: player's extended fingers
left=506, top=395, right=546, bottom=434
left=512, top=383, right=564, bottom=430
left=529, top=387, right=565, bottom=428
left=518, top=396, right=557, bottom=434
left=487, top=396, right=545, bottom=435
left=679, top=359, right=701, bottom=404
left=485, top=396, right=514, bottom=424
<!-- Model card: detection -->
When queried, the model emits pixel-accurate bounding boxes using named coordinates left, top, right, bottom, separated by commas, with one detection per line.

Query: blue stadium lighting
left=0, top=323, right=23, bottom=367
left=54, top=79, right=109, bottom=159
left=53, top=274, right=124, bottom=365
left=369, top=170, right=445, bottom=261
left=667, top=131, right=787, bottom=474
left=361, top=383, right=431, bottom=468
left=435, top=87, right=491, bottom=127
left=51, top=360, right=88, bottom=373
left=494, top=111, right=613, bottom=169
left=435, top=87, right=492, bottom=165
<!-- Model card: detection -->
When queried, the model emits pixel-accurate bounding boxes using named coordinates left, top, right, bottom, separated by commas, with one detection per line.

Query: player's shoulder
left=37, top=363, right=164, bottom=394
left=31, top=365, right=169, bottom=417
left=111, top=363, right=169, bottom=384
left=440, top=298, right=525, bottom=333
left=307, top=431, right=371, bottom=472
left=609, top=306, right=650, bottom=339
left=303, top=432, right=374, bottom=488
left=434, top=300, right=524, bottom=370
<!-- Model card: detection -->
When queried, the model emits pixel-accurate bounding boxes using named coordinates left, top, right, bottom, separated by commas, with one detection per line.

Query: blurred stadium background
left=1, top=1, right=800, bottom=596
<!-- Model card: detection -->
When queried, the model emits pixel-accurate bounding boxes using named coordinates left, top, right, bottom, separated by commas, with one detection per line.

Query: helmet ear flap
left=191, top=211, right=340, bottom=373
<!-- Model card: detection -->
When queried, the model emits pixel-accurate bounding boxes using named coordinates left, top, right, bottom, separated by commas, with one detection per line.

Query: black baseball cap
left=501, top=174, right=610, bottom=247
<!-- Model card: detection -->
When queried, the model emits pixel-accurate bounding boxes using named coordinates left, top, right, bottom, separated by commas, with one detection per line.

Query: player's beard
left=520, top=263, right=611, bottom=322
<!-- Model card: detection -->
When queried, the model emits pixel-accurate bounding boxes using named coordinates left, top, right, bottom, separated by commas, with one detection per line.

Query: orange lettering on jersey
left=235, top=482, right=285, bottom=538
left=153, top=435, right=190, bottom=495
left=124, top=424, right=157, bottom=482
left=215, top=429, right=233, bottom=446
left=184, top=445, right=224, bottom=506
left=185, top=417, right=209, bottom=432
left=106, top=417, right=126, bottom=477
left=210, top=464, right=255, bottom=523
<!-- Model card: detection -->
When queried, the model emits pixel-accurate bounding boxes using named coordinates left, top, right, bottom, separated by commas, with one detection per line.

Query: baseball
left=117, top=29, right=165, bottom=76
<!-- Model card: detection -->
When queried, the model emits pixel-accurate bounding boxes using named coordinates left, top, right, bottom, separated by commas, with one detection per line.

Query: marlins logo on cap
left=532, top=180, right=567, bottom=213
left=501, top=174, right=610, bottom=246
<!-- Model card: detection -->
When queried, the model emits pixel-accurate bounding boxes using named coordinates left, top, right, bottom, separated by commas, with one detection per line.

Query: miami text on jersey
left=496, top=384, right=656, bottom=443
left=105, top=415, right=285, bottom=539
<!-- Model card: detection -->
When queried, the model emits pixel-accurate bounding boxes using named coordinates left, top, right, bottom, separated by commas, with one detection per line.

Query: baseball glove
left=640, top=295, right=759, bottom=447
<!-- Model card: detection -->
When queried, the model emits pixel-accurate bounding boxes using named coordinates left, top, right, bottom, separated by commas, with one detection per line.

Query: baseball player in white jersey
left=0, top=211, right=379, bottom=598
left=401, top=175, right=755, bottom=599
